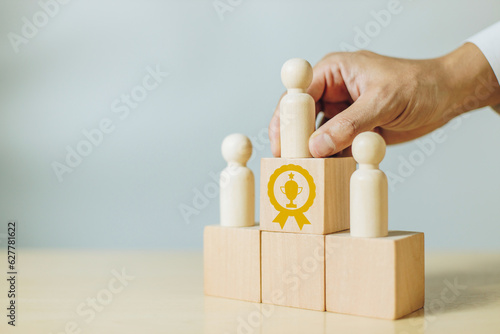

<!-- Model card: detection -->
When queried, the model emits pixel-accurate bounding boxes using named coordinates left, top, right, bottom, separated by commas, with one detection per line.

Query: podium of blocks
left=203, top=58, right=425, bottom=320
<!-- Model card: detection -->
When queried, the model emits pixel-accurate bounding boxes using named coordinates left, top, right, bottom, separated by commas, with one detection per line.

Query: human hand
left=269, top=43, right=500, bottom=157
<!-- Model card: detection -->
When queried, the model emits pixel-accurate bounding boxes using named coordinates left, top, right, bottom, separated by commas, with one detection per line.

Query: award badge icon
left=267, top=164, right=316, bottom=230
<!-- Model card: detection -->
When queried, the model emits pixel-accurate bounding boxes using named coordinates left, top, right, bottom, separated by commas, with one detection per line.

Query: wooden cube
left=261, top=231, right=325, bottom=311
left=204, top=225, right=261, bottom=302
left=325, top=231, right=425, bottom=319
left=260, top=157, right=355, bottom=235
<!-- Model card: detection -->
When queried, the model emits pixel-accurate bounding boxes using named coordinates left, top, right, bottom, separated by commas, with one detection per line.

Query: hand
left=269, top=43, right=500, bottom=157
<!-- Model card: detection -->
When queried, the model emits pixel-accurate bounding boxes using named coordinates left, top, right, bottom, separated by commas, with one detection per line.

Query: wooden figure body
left=280, top=58, right=315, bottom=158
left=220, top=134, right=255, bottom=227
left=350, top=132, right=388, bottom=238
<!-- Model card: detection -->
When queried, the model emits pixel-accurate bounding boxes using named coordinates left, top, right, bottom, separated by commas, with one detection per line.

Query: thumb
left=309, top=96, right=378, bottom=157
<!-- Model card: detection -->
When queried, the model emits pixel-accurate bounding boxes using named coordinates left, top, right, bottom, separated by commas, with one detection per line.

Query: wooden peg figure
left=280, top=58, right=315, bottom=158
left=350, top=132, right=388, bottom=237
left=220, top=134, right=255, bottom=227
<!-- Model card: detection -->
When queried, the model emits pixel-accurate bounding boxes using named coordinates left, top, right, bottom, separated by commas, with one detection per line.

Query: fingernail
left=310, top=133, right=336, bottom=157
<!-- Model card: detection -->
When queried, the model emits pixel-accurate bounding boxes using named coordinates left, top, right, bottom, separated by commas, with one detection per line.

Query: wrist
left=440, top=43, right=500, bottom=118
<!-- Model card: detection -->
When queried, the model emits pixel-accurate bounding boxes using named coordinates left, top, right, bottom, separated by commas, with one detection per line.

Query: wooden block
left=204, top=225, right=261, bottom=302
left=261, top=231, right=325, bottom=311
left=260, top=157, right=355, bottom=234
left=325, top=231, right=425, bottom=319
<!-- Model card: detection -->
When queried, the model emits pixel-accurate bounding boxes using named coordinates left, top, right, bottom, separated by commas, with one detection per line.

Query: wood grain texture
left=261, top=231, right=325, bottom=311
left=260, top=157, right=355, bottom=234
left=325, top=231, right=425, bottom=319
left=204, top=225, right=261, bottom=302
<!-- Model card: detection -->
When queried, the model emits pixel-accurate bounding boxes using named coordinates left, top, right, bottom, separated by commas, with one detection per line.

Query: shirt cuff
left=466, top=22, right=500, bottom=114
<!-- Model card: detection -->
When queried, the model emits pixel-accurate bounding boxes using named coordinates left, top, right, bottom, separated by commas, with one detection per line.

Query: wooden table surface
left=1, top=251, right=500, bottom=333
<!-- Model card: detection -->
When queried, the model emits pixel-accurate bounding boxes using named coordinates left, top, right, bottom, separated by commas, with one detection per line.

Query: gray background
left=0, top=0, right=499, bottom=250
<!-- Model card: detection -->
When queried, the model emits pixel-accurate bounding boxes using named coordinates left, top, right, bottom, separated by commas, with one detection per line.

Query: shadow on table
left=423, top=255, right=500, bottom=315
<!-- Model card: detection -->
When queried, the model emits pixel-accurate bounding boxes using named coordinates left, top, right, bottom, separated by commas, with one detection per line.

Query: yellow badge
left=267, top=164, right=316, bottom=230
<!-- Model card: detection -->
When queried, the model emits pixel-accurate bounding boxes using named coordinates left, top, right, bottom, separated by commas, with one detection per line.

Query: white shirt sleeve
left=466, top=21, right=500, bottom=113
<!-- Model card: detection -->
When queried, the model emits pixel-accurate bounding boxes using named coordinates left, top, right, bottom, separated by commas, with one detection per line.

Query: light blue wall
left=0, top=0, right=499, bottom=249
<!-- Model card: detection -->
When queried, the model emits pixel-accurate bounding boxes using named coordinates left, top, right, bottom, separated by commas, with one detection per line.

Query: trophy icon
left=280, top=173, right=303, bottom=208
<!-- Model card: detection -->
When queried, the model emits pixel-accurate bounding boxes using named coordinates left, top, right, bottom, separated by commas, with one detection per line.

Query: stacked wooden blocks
left=260, top=156, right=355, bottom=311
left=204, top=59, right=425, bottom=320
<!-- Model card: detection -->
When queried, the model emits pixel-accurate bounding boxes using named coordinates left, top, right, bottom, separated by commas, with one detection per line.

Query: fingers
left=316, top=102, right=351, bottom=133
left=308, top=55, right=352, bottom=104
left=272, top=100, right=349, bottom=157
left=269, top=112, right=281, bottom=157
left=322, top=101, right=350, bottom=119
left=309, top=96, right=379, bottom=157
left=269, top=92, right=286, bottom=157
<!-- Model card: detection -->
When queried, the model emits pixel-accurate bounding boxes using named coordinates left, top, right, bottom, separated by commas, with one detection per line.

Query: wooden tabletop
left=1, top=251, right=499, bottom=333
